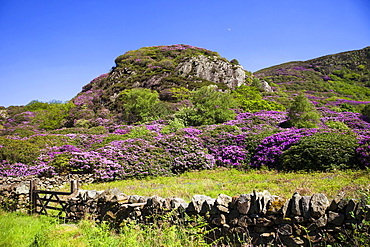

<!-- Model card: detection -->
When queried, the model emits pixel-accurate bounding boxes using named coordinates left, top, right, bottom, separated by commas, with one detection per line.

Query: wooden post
left=29, top=180, right=37, bottom=214
left=70, top=180, right=78, bottom=194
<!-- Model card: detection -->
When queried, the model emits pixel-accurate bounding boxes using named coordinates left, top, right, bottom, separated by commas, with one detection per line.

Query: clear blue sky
left=0, top=0, right=369, bottom=107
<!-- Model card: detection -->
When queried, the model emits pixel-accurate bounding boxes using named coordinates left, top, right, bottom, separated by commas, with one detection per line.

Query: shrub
left=325, top=121, right=350, bottom=130
left=158, top=131, right=215, bottom=174
left=176, top=85, right=239, bottom=126
left=357, top=137, right=370, bottom=168
left=160, top=118, right=185, bottom=134
left=280, top=132, right=359, bottom=171
left=287, top=92, right=321, bottom=128
left=250, top=128, right=322, bottom=169
left=118, top=88, right=161, bottom=124
left=362, top=104, right=370, bottom=118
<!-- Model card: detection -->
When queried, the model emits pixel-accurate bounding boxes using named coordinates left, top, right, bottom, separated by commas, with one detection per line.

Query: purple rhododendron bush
left=1, top=108, right=369, bottom=181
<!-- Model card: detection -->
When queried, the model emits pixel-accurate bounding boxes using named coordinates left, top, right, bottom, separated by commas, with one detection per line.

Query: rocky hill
left=79, top=44, right=248, bottom=106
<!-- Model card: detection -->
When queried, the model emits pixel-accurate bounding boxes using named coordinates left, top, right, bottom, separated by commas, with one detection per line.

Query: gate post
left=70, top=180, right=78, bottom=194
left=29, top=180, right=37, bottom=214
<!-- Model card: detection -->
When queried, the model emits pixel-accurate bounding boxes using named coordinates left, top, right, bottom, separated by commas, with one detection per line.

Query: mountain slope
left=254, top=46, right=370, bottom=101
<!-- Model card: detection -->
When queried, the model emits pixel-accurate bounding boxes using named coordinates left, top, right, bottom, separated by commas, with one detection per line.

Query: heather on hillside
left=0, top=45, right=370, bottom=180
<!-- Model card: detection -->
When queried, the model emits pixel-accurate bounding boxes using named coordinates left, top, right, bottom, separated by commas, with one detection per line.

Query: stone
left=211, top=214, right=226, bottom=226
left=282, top=199, right=291, bottom=217
left=329, top=191, right=345, bottom=211
left=327, top=211, right=345, bottom=226
left=216, top=194, right=232, bottom=213
left=147, top=195, right=165, bottom=208
left=292, top=216, right=305, bottom=224
left=129, top=195, right=141, bottom=203
left=176, top=55, right=247, bottom=89
left=261, top=190, right=272, bottom=214
left=259, top=80, right=273, bottom=93
left=256, top=217, right=273, bottom=227
left=280, top=236, right=306, bottom=247
left=337, top=199, right=348, bottom=212
left=238, top=215, right=254, bottom=227
left=228, top=209, right=239, bottom=225
left=267, top=196, right=287, bottom=215
left=189, top=194, right=213, bottom=213
left=291, top=192, right=302, bottom=216
left=201, top=197, right=215, bottom=214
left=237, top=194, right=252, bottom=214
left=251, top=191, right=264, bottom=214
left=278, top=224, right=293, bottom=236
left=314, top=214, right=327, bottom=228
left=310, top=193, right=330, bottom=219
left=97, top=188, right=127, bottom=202
left=85, top=190, right=98, bottom=200
left=15, top=182, right=29, bottom=194
left=301, top=196, right=311, bottom=219
left=170, top=197, right=188, bottom=210
left=345, top=199, right=358, bottom=219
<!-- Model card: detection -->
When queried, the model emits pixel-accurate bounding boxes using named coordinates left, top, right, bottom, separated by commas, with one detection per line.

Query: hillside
left=0, top=44, right=369, bottom=181
left=254, top=46, right=370, bottom=107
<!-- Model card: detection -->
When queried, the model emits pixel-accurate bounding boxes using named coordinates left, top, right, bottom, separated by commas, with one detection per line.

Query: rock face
left=177, top=55, right=246, bottom=89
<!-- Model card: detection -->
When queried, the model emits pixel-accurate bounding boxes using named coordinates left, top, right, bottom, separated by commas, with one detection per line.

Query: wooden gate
left=29, top=180, right=78, bottom=216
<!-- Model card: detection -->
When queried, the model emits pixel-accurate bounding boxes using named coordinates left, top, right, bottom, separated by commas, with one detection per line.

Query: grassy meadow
left=1, top=168, right=369, bottom=247
left=80, top=168, right=370, bottom=201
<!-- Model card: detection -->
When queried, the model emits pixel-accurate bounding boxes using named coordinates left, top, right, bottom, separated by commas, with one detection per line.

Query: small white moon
left=228, top=28, right=231, bottom=31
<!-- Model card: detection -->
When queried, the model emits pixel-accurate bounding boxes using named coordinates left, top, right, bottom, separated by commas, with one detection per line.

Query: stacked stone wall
left=1, top=178, right=369, bottom=246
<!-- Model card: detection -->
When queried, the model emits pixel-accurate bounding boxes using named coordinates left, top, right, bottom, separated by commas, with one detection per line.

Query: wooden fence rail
left=29, top=180, right=78, bottom=216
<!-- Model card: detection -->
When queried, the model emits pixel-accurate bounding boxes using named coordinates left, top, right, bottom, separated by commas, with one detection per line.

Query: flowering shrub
left=0, top=161, right=54, bottom=177
left=158, top=132, right=215, bottom=174
left=356, top=137, right=370, bottom=168
left=250, top=128, right=323, bottom=168
left=280, top=132, right=359, bottom=171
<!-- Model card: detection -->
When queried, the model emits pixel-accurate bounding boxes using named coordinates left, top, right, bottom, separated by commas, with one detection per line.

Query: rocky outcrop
left=177, top=55, right=246, bottom=89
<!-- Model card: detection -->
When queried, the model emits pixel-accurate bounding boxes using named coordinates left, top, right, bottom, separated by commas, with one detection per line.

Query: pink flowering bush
left=357, top=137, right=370, bottom=168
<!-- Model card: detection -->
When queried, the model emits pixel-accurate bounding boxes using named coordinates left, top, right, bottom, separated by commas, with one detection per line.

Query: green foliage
left=325, top=121, right=350, bottom=130
left=0, top=135, right=68, bottom=165
left=281, top=132, right=359, bottom=171
left=176, top=85, right=239, bottom=126
left=50, top=126, right=108, bottom=135
left=169, top=87, right=191, bottom=101
left=230, top=59, right=239, bottom=65
left=233, top=85, right=262, bottom=100
left=32, top=101, right=76, bottom=130
left=239, top=99, right=285, bottom=113
left=0, top=210, right=211, bottom=247
left=118, top=88, right=160, bottom=124
left=126, top=125, right=153, bottom=139
left=160, top=118, right=185, bottom=134
left=23, top=100, right=50, bottom=111
left=287, top=92, right=321, bottom=128
left=362, top=104, right=370, bottom=118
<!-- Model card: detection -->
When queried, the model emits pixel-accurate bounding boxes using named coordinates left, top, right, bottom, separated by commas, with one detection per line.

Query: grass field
left=80, top=168, right=370, bottom=201
left=1, top=168, right=369, bottom=246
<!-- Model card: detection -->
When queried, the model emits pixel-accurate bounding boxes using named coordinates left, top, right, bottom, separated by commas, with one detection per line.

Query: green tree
left=32, top=102, right=75, bottom=130
left=176, top=85, right=239, bottom=126
left=287, top=92, right=321, bottom=128
left=118, top=88, right=160, bottom=124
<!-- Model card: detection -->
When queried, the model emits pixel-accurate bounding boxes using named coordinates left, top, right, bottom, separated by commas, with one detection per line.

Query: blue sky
left=0, top=0, right=369, bottom=107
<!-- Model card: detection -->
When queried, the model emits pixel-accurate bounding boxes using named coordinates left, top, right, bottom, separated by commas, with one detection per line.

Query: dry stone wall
left=1, top=178, right=369, bottom=246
